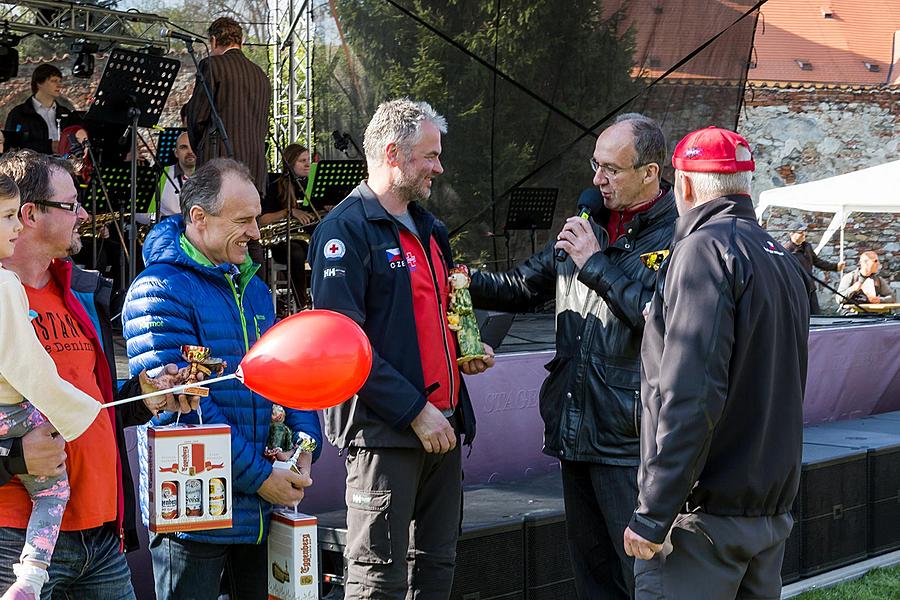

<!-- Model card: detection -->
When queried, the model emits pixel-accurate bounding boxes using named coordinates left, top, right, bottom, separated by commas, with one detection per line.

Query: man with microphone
left=469, top=113, right=678, bottom=599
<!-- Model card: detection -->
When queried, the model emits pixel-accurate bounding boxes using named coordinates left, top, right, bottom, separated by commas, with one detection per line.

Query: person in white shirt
left=3, top=65, right=73, bottom=156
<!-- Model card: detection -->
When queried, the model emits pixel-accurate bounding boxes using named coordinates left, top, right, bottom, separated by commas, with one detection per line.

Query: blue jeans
left=0, top=525, right=136, bottom=600
left=149, top=533, right=267, bottom=600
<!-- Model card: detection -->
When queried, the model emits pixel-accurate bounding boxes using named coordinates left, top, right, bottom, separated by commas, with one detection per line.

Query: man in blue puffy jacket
left=122, top=158, right=323, bottom=600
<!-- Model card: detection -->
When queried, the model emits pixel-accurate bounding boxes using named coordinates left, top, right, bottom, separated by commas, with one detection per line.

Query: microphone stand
left=84, top=142, right=130, bottom=268
left=184, top=39, right=233, bottom=160
left=135, top=128, right=182, bottom=224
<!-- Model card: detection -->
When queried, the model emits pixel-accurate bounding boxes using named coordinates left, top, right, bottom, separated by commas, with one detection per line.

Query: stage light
left=0, top=33, right=21, bottom=83
left=71, top=41, right=99, bottom=79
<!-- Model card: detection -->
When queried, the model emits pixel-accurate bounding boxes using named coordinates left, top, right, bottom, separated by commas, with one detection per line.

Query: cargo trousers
left=342, top=444, right=463, bottom=600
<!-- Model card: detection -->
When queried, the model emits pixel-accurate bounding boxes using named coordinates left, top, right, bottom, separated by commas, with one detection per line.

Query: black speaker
left=796, top=442, right=868, bottom=576
left=449, top=485, right=527, bottom=600
left=523, top=510, right=577, bottom=600
left=809, top=418, right=900, bottom=556
left=316, top=509, right=348, bottom=598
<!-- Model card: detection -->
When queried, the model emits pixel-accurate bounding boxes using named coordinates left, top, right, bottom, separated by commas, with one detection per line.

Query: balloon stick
left=102, top=372, right=240, bottom=409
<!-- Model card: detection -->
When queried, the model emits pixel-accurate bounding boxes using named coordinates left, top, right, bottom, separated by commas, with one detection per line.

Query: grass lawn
left=794, top=566, right=900, bottom=599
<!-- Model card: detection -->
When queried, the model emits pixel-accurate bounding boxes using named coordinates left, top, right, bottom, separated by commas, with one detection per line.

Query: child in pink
left=0, top=175, right=101, bottom=600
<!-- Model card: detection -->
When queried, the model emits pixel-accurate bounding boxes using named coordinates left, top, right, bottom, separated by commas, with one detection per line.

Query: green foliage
left=319, top=0, right=638, bottom=263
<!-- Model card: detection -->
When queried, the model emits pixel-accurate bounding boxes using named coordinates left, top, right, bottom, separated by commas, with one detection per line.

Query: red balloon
left=236, top=310, right=372, bottom=410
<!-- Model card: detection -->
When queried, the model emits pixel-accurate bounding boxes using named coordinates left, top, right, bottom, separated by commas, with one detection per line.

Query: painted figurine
left=447, top=265, right=488, bottom=365
left=266, top=404, right=294, bottom=461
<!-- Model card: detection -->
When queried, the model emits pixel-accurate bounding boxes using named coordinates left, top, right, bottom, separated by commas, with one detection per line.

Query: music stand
left=86, top=48, right=180, bottom=284
left=305, top=160, right=367, bottom=210
left=156, top=127, right=186, bottom=167
left=504, top=187, right=558, bottom=264
left=99, top=164, right=158, bottom=215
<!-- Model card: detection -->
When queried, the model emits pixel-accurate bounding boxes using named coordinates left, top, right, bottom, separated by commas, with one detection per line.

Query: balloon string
left=103, top=373, right=240, bottom=409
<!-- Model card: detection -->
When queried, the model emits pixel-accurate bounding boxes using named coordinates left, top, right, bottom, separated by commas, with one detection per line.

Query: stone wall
left=738, top=83, right=900, bottom=310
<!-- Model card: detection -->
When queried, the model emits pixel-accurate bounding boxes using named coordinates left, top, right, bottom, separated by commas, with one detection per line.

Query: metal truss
left=0, top=0, right=169, bottom=49
left=269, top=0, right=313, bottom=157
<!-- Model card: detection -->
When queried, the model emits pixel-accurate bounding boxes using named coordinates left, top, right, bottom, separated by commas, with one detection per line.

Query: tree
left=320, top=0, right=638, bottom=264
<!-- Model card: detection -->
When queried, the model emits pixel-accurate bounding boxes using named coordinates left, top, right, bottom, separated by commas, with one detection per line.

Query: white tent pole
left=814, top=213, right=842, bottom=254
left=839, top=208, right=845, bottom=263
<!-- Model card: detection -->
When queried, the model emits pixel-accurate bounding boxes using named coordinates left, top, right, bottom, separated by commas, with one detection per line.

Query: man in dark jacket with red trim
left=309, top=99, right=494, bottom=599
left=623, top=127, right=809, bottom=599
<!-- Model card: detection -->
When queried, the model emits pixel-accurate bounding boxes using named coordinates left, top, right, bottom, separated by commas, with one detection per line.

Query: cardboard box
left=147, top=423, right=232, bottom=533
left=268, top=510, right=318, bottom=600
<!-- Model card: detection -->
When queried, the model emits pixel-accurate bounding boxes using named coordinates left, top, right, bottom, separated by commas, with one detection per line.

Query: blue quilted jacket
left=123, top=215, right=322, bottom=545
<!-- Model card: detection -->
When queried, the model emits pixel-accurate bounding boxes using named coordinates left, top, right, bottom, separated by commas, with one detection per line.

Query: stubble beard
left=67, top=232, right=83, bottom=256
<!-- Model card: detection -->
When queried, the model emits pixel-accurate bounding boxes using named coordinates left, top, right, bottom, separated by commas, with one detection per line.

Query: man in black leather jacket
left=470, top=113, right=677, bottom=600
left=623, top=127, right=808, bottom=600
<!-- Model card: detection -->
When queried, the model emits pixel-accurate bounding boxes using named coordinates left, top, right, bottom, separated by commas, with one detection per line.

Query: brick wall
left=738, top=83, right=900, bottom=310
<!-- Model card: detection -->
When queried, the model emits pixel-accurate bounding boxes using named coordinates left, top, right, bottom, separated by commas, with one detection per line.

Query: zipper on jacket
left=632, top=390, right=641, bottom=438
left=225, top=272, right=250, bottom=352
left=226, top=270, right=265, bottom=544
left=410, top=235, right=456, bottom=412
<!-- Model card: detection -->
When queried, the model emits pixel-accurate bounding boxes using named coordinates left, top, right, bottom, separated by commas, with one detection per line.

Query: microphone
left=160, top=28, right=203, bottom=43
left=554, top=188, right=605, bottom=262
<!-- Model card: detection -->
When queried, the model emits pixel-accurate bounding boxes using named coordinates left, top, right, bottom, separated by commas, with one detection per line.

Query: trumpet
left=77, top=212, right=150, bottom=244
left=259, top=219, right=313, bottom=247
left=78, top=212, right=125, bottom=237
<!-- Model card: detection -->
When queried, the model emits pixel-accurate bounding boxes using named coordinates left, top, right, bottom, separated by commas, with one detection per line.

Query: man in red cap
left=623, top=126, right=809, bottom=599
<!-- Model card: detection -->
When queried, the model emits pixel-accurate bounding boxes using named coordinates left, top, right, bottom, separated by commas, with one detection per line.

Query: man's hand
left=411, top=402, right=456, bottom=454
left=461, top=344, right=496, bottom=376
left=861, top=278, right=880, bottom=303
left=140, top=364, right=202, bottom=416
left=22, top=423, right=66, bottom=477
left=258, top=466, right=313, bottom=507
left=555, top=217, right=601, bottom=269
left=624, top=526, right=663, bottom=560
left=291, top=208, right=316, bottom=225
left=836, top=261, right=846, bottom=271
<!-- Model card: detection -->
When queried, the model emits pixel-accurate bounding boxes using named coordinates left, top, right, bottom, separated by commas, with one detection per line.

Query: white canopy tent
left=755, top=160, right=900, bottom=260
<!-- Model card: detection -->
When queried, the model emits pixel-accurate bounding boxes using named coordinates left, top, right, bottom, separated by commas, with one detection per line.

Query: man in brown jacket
left=185, top=17, right=271, bottom=196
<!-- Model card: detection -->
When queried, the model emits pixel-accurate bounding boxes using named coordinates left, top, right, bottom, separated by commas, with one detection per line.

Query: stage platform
left=117, top=313, right=899, bottom=599
left=116, top=311, right=900, bottom=516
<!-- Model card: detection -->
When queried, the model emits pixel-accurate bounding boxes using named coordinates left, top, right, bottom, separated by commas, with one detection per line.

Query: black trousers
left=561, top=460, right=639, bottom=600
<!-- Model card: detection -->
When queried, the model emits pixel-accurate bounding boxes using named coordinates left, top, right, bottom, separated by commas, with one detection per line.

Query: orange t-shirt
left=0, top=277, right=117, bottom=531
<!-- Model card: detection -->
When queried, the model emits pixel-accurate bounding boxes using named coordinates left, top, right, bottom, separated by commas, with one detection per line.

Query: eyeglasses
left=590, top=158, right=643, bottom=179
left=34, top=200, right=82, bottom=214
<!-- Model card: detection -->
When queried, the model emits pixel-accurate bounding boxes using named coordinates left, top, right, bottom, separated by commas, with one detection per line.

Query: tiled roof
left=606, top=0, right=758, bottom=81
left=750, top=0, right=900, bottom=85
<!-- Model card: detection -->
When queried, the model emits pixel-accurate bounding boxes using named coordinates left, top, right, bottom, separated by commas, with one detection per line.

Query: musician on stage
left=185, top=17, right=271, bottom=195
left=260, top=144, right=316, bottom=307
left=137, top=132, right=196, bottom=225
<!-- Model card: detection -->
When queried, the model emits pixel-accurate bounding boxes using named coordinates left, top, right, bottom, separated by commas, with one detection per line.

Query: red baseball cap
left=671, top=126, right=755, bottom=173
